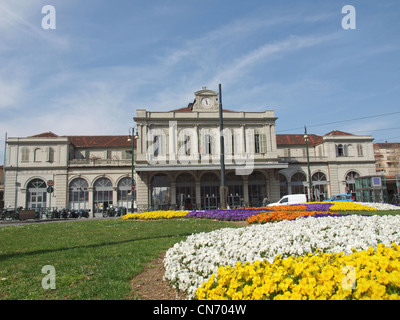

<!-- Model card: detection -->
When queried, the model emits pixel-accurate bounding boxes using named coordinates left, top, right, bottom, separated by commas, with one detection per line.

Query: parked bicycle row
left=1, top=205, right=127, bottom=221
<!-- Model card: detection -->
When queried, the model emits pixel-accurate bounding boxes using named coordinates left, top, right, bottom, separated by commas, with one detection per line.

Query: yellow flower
left=196, top=243, right=400, bottom=300
left=122, top=210, right=189, bottom=220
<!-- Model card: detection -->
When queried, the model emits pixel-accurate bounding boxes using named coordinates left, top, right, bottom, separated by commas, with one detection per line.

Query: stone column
left=243, top=179, right=249, bottom=206
left=195, top=181, right=201, bottom=209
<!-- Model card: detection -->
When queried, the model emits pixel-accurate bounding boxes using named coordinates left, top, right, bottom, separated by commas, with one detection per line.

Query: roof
left=68, top=136, right=133, bottom=148
left=29, top=132, right=133, bottom=148
left=374, top=142, right=400, bottom=149
left=30, top=131, right=59, bottom=138
left=276, top=134, right=323, bottom=146
left=324, top=130, right=354, bottom=136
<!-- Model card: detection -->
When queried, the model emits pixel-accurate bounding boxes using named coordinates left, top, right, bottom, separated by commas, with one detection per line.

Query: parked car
left=323, top=194, right=354, bottom=202
left=267, top=194, right=307, bottom=206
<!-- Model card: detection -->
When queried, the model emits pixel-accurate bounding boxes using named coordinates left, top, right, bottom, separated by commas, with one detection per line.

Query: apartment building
left=374, top=142, right=400, bottom=198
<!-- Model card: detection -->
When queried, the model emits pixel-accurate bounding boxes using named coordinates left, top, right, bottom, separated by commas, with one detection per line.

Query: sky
left=1, top=0, right=400, bottom=164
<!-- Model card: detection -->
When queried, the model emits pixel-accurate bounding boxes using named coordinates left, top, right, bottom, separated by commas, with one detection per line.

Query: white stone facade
left=3, top=88, right=377, bottom=213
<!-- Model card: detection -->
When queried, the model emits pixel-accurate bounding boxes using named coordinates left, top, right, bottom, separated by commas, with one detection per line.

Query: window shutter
left=177, top=131, right=184, bottom=156
left=224, top=130, right=232, bottom=155
left=246, top=129, right=255, bottom=154
left=259, top=134, right=266, bottom=153
left=344, top=145, right=348, bottom=157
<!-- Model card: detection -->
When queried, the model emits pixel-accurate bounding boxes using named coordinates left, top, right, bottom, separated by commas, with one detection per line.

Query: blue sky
left=1, top=0, right=400, bottom=164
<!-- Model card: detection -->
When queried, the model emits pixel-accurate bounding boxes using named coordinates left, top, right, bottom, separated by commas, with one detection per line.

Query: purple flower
left=303, top=203, right=333, bottom=212
left=186, top=208, right=268, bottom=221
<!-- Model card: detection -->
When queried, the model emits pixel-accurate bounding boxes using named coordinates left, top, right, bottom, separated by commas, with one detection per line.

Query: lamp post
left=304, top=126, right=313, bottom=202
left=219, top=84, right=227, bottom=209
left=128, top=127, right=138, bottom=213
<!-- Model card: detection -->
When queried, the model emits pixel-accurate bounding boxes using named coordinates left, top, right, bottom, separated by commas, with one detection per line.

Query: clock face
left=201, top=98, right=212, bottom=108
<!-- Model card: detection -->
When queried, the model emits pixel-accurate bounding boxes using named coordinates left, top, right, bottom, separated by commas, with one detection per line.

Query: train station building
left=3, top=87, right=377, bottom=214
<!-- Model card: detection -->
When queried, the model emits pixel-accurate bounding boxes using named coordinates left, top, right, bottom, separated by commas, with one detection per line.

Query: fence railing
left=0, top=206, right=132, bottom=222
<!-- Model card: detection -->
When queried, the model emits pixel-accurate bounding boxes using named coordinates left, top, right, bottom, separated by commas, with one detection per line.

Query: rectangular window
left=205, top=135, right=212, bottom=155
left=122, top=150, right=131, bottom=160
left=255, top=134, right=260, bottom=154
left=46, top=147, right=55, bottom=162
left=254, top=133, right=266, bottom=154
left=184, top=135, right=190, bottom=155
left=153, top=136, right=159, bottom=157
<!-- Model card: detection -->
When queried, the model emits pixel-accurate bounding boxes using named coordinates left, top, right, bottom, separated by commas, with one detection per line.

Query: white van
left=267, top=194, right=307, bottom=206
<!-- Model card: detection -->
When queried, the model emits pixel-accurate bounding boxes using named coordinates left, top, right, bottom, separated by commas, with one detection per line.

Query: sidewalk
left=0, top=215, right=121, bottom=227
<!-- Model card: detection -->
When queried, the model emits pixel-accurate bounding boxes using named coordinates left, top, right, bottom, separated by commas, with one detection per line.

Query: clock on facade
left=201, top=97, right=212, bottom=108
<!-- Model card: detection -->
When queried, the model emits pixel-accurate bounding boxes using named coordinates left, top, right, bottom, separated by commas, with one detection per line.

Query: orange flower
left=247, top=210, right=333, bottom=224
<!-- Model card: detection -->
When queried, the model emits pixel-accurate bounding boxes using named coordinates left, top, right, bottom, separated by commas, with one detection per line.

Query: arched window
left=291, top=172, right=307, bottom=194
left=336, top=144, right=349, bottom=157
left=346, top=171, right=359, bottom=197
left=26, top=179, right=47, bottom=208
left=34, top=148, right=42, bottom=162
left=312, top=172, right=328, bottom=201
left=117, top=177, right=135, bottom=210
left=69, top=178, right=89, bottom=209
left=336, top=144, right=344, bottom=157
left=93, top=177, right=113, bottom=215
left=279, top=173, right=288, bottom=198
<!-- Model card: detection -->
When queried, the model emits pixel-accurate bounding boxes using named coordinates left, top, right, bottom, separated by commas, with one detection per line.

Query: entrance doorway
left=226, top=172, right=243, bottom=208
left=26, top=179, right=47, bottom=209
left=200, top=172, right=220, bottom=209
left=248, top=171, right=266, bottom=207
left=151, top=174, right=171, bottom=210
left=69, top=178, right=89, bottom=210
left=176, top=173, right=195, bottom=210
left=93, top=177, right=113, bottom=216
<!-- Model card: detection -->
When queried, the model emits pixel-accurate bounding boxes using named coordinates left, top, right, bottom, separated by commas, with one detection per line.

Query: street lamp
left=219, top=84, right=227, bottom=209
left=304, top=126, right=313, bottom=202
left=128, top=126, right=138, bottom=213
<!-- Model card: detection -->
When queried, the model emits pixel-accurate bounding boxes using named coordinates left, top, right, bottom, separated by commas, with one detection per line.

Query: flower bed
left=196, top=243, right=400, bottom=300
left=122, top=210, right=189, bottom=220
left=163, top=215, right=400, bottom=298
left=356, top=202, right=400, bottom=210
left=302, top=202, right=333, bottom=212
left=247, top=211, right=340, bottom=224
left=329, top=202, right=379, bottom=211
left=186, top=209, right=267, bottom=221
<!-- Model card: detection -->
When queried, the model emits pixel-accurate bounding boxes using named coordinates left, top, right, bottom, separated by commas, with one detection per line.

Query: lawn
left=1, top=209, right=399, bottom=300
left=0, top=218, right=241, bottom=300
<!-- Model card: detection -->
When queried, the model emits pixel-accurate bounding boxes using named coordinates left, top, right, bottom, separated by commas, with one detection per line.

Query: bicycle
left=1, top=208, right=19, bottom=221
left=392, top=194, right=400, bottom=205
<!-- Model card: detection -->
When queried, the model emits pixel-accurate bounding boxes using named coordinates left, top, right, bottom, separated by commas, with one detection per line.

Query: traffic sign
left=47, top=180, right=54, bottom=186
left=47, top=186, right=54, bottom=193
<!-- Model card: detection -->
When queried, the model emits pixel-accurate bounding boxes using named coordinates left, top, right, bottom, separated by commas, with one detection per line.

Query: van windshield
left=279, top=198, right=288, bottom=203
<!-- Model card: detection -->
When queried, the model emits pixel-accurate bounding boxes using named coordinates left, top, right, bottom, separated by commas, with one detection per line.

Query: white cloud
left=0, top=78, right=26, bottom=109
left=0, top=1, right=69, bottom=48
left=209, top=33, right=339, bottom=89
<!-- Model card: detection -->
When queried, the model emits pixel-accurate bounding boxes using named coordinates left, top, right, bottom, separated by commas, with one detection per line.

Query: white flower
left=164, top=215, right=400, bottom=299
